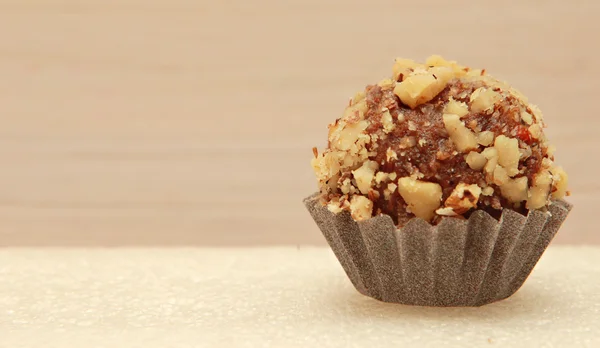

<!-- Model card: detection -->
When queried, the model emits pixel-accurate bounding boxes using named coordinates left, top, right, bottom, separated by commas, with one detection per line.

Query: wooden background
left=0, top=0, right=597, bottom=246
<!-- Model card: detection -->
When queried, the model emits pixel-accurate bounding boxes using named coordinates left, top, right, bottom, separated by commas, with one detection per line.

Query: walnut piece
left=442, top=183, right=482, bottom=215
left=494, top=135, right=520, bottom=177
left=482, top=186, right=494, bottom=196
left=386, top=148, right=398, bottom=161
left=521, top=111, right=533, bottom=125
left=550, top=166, right=569, bottom=199
left=352, top=160, right=378, bottom=194
left=528, top=124, right=542, bottom=139
left=527, top=170, right=552, bottom=209
left=477, top=131, right=495, bottom=146
left=394, top=67, right=453, bottom=109
left=500, top=177, right=528, bottom=203
left=397, top=177, right=443, bottom=221
left=329, top=120, right=369, bottom=151
left=444, top=97, right=469, bottom=117
left=466, top=151, right=487, bottom=170
left=381, top=109, right=395, bottom=133
left=470, top=87, right=501, bottom=113
left=443, top=114, right=479, bottom=152
left=392, top=58, right=420, bottom=81
left=399, top=136, right=417, bottom=149
left=349, top=195, right=373, bottom=221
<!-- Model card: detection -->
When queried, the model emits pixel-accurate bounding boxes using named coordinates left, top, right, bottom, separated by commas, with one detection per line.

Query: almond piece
left=443, top=183, right=482, bottom=214
left=349, top=195, right=373, bottom=221
left=397, top=177, right=443, bottom=221
left=470, top=87, right=502, bottom=113
left=466, top=151, right=487, bottom=170
left=527, top=170, right=552, bottom=209
left=494, top=135, right=520, bottom=177
left=500, top=177, right=529, bottom=203
left=443, top=114, right=479, bottom=152
left=444, top=97, right=469, bottom=118
left=352, top=160, right=379, bottom=194
left=482, top=147, right=499, bottom=175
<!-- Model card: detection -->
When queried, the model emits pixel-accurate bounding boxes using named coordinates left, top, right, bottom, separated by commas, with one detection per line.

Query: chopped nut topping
left=378, top=78, right=395, bottom=89
left=386, top=148, right=398, bottom=161
left=521, top=111, right=533, bottom=125
left=482, top=186, right=494, bottom=196
left=528, top=124, right=542, bottom=139
left=399, top=136, right=417, bottom=149
left=352, top=160, right=378, bottom=194
left=418, top=138, right=427, bottom=147
left=327, top=200, right=343, bottom=214
left=527, top=170, right=552, bottom=209
left=435, top=207, right=458, bottom=216
left=494, top=135, right=520, bottom=177
left=470, top=87, right=501, bottom=113
left=466, top=151, right=487, bottom=170
left=477, top=131, right=495, bottom=146
left=392, top=58, right=420, bottom=81
left=443, top=114, right=478, bottom=152
left=397, top=113, right=405, bottom=122
left=340, top=178, right=352, bottom=194
left=397, top=177, right=443, bottom=221
left=349, top=195, right=373, bottom=221
left=374, top=172, right=389, bottom=185
left=482, top=147, right=499, bottom=175
left=550, top=166, right=568, bottom=199
left=444, top=97, right=469, bottom=117
left=442, top=183, right=482, bottom=215
left=394, top=67, right=453, bottom=108
left=408, top=121, right=417, bottom=131
left=381, top=110, right=395, bottom=133
left=493, top=166, right=509, bottom=185
left=500, top=177, right=529, bottom=203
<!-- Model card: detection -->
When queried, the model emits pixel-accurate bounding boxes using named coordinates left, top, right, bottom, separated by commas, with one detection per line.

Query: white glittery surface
left=0, top=247, right=598, bottom=348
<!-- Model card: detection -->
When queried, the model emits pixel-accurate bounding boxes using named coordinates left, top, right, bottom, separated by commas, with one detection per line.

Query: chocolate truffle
left=311, top=56, right=569, bottom=227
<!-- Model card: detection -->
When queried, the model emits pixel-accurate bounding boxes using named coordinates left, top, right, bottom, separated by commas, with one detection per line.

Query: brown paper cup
left=304, top=193, right=572, bottom=307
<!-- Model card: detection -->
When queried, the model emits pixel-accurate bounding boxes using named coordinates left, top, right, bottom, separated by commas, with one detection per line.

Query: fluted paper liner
left=304, top=193, right=572, bottom=307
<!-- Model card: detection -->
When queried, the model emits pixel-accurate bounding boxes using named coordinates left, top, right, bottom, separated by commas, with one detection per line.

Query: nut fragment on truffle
left=397, top=177, right=442, bottom=221
left=352, top=160, right=378, bottom=194
left=349, top=195, right=373, bottom=221
left=443, top=114, right=478, bottom=152
left=440, top=183, right=482, bottom=215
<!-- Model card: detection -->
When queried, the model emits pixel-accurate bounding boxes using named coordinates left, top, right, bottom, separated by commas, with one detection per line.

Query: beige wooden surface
left=0, top=0, right=597, bottom=246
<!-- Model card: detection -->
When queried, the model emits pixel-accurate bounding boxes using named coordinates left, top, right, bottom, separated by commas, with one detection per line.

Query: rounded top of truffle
left=311, top=55, right=569, bottom=226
